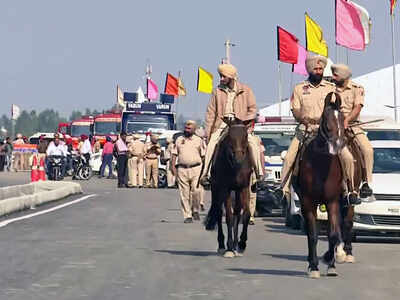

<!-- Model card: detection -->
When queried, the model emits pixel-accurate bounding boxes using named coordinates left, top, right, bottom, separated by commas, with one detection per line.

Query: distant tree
left=69, top=110, right=83, bottom=121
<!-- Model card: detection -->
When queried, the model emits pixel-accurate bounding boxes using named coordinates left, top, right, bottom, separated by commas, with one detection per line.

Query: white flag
left=349, top=0, right=371, bottom=45
left=117, top=85, right=125, bottom=108
left=136, top=86, right=146, bottom=103
left=11, top=104, right=21, bottom=120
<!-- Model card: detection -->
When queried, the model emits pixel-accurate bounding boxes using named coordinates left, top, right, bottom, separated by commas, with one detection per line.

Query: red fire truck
left=93, top=113, right=121, bottom=145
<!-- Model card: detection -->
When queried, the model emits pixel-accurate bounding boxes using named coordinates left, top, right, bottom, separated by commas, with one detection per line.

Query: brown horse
left=204, top=118, right=253, bottom=258
left=294, top=92, right=347, bottom=278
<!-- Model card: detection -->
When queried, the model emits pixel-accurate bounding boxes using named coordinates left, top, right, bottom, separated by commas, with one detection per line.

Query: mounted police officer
left=279, top=55, right=336, bottom=201
left=331, top=64, right=373, bottom=203
left=199, top=63, right=265, bottom=190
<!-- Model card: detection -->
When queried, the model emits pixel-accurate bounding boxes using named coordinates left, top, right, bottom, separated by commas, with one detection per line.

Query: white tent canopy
left=259, top=64, right=400, bottom=120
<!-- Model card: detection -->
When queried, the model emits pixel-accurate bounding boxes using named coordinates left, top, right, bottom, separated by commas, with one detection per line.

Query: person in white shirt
left=46, top=134, right=66, bottom=178
left=79, top=134, right=92, bottom=165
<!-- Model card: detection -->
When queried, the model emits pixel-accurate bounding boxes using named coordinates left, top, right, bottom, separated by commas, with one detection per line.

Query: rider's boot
left=360, top=182, right=373, bottom=198
left=348, top=191, right=362, bottom=205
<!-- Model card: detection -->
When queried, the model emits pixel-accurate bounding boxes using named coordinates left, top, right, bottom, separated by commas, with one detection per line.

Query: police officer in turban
left=199, top=63, right=265, bottom=190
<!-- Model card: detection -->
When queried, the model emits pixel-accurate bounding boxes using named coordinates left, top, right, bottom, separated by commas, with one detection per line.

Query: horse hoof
left=327, top=267, right=338, bottom=277
left=335, top=243, right=346, bottom=264
left=345, top=255, right=355, bottom=263
left=217, top=248, right=225, bottom=256
left=234, top=251, right=243, bottom=257
left=307, top=270, right=320, bottom=279
left=223, top=251, right=235, bottom=258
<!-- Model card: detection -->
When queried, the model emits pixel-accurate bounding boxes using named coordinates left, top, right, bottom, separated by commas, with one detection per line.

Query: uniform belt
left=146, top=157, right=158, bottom=160
left=118, top=151, right=127, bottom=155
left=177, top=163, right=201, bottom=169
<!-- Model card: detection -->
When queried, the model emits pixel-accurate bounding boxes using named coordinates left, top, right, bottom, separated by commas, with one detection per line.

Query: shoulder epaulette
left=351, top=82, right=363, bottom=89
left=324, top=80, right=335, bottom=86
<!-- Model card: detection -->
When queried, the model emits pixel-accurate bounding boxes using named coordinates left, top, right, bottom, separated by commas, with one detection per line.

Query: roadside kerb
left=0, top=181, right=83, bottom=217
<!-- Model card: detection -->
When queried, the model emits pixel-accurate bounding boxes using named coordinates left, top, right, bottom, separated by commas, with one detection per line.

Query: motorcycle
left=47, top=155, right=64, bottom=181
left=72, top=154, right=93, bottom=180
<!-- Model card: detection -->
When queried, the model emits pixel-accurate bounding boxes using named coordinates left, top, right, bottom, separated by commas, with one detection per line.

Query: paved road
left=0, top=172, right=399, bottom=300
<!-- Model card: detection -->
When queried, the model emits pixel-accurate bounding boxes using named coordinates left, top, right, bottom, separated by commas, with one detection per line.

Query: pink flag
left=336, top=0, right=365, bottom=51
left=147, top=78, right=158, bottom=100
left=292, top=44, right=308, bottom=76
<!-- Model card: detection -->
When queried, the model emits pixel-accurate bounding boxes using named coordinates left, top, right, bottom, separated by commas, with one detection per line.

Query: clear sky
left=1, top=0, right=398, bottom=119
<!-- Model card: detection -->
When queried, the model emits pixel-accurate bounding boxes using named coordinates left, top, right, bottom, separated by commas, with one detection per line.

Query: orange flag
left=164, top=73, right=179, bottom=96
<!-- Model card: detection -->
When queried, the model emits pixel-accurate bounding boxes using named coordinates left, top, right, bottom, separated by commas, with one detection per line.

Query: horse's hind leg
left=342, top=205, right=355, bottom=263
left=302, top=199, right=320, bottom=278
left=239, top=187, right=250, bottom=255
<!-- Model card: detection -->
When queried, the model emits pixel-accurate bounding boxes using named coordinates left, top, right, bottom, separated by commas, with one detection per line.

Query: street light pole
left=224, top=39, right=236, bottom=64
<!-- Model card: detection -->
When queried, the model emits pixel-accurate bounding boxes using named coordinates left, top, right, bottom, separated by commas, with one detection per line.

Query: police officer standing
left=171, top=120, right=205, bottom=223
left=128, top=133, right=145, bottom=188
left=144, top=134, right=161, bottom=188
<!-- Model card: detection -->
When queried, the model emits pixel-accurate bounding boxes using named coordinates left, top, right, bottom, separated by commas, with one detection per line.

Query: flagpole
left=391, top=12, right=398, bottom=122
left=278, top=62, right=283, bottom=116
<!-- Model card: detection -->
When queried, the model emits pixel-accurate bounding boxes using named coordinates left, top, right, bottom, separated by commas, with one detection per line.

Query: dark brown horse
left=295, top=92, right=347, bottom=278
left=204, top=118, right=253, bottom=258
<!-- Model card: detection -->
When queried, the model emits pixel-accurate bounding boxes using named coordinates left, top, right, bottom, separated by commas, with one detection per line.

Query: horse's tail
left=204, top=193, right=222, bottom=231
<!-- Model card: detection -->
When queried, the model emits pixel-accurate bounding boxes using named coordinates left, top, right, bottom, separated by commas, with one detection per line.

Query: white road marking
left=0, top=194, right=96, bottom=228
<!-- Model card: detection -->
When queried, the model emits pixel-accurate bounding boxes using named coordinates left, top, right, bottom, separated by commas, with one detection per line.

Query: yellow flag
left=305, top=13, right=328, bottom=57
left=197, top=67, right=213, bottom=94
left=178, top=78, right=186, bottom=96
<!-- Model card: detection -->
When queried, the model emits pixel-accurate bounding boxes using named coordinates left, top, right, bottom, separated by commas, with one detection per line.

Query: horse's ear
left=324, top=92, right=334, bottom=108
left=334, top=93, right=342, bottom=110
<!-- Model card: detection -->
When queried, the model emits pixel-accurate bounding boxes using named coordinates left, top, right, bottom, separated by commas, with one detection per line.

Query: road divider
left=0, top=181, right=83, bottom=217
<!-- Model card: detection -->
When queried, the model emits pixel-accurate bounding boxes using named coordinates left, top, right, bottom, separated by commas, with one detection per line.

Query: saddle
left=290, top=128, right=367, bottom=192
left=292, top=131, right=317, bottom=178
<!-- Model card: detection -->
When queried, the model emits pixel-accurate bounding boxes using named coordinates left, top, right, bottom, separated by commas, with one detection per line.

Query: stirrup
left=347, top=192, right=361, bottom=206
left=251, top=177, right=268, bottom=193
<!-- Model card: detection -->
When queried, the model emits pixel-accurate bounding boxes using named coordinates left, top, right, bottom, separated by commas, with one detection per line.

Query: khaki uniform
left=128, top=140, right=145, bottom=187
left=282, top=79, right=336, bottom=194
left=165, top=143, right=176, bottom=187
left=145, top=142, right=161, bottom=187
left=12, top=138, right=25, bottom=171
left=202, top=82, right=262, bottom=181
left=173, top=135, right=205, bottom=219
left=249, top=136, right=265, bottom=219
left=336, top=80, right=373, bottom=188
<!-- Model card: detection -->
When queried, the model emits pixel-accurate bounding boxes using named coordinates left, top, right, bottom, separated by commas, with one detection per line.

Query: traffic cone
left=38, top=157, right=46, bottom=181
left=30, top=155, right=39, bottom=182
